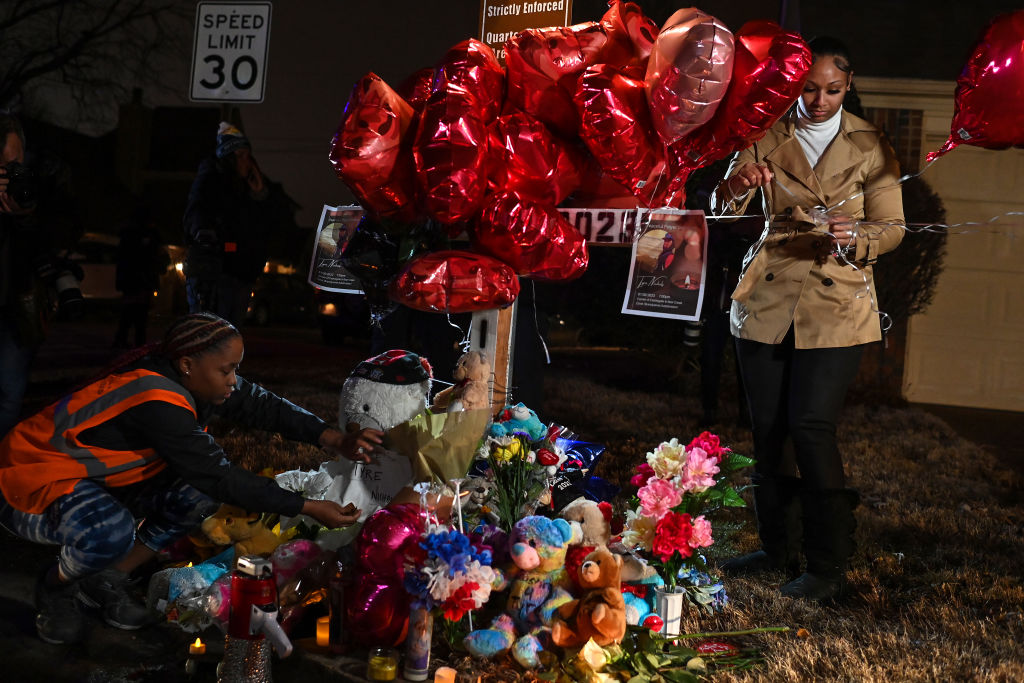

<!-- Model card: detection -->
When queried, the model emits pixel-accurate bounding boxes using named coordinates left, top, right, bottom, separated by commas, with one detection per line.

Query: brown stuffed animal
left=431, top=350, right=491, bottom=413
left=200, top=504, right=284, bottom=557
left=551, top=546, right=627, bottom=648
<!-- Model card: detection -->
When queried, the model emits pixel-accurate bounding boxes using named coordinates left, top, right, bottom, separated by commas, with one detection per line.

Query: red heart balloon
left=396, top=67, right=434, bottom=115
left=575, top=64, right=669, bottom=208
left=928, top=10, right=1024, bottom=160
left=486, top=111, right=582, bottom=205
left=412, top=86, right=490, bottom=227
left=329, top=73, right=418, bottom=222
left=504, top=22, right=609, bottom=138
left=474, top=192, right=589, bottom=281
left=645, top=8, right=734, bottom=146
left=432, top=39, right=505, bottom=122
left=598, top=0, right=659, bottom=70
left=389, top=250, right=521, bottom=313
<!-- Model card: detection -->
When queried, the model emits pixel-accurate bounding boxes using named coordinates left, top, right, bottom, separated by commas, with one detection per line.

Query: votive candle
left=434, top=666, right=457, bottom=683
left=316, top=615, right=330, bottom=647
left=189, top=637, right=206, bottom=655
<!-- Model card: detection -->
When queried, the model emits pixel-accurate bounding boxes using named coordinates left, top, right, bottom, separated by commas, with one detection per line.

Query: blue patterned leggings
left=0, top=472, right=218, bottom=579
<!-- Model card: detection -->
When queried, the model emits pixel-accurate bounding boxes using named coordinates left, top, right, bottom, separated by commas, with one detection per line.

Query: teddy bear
left=431, top=350, right=491, bottom=413
left=200, top=504, right=284, bottom=557
left=556, top=498, right=663, bottom=626
left=550, top=546, right=627, bottom=648
left=488, top=402, right=549, bottom=442
left=275, top=350, right=433, bottom=547
left=339, top=349, right=433, bottom=432
left=464, top=515, right=582, bottom=669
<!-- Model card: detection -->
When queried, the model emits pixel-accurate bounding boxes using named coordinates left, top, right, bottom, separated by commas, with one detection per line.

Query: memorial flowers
left=622, top=432, right=753, bottom=608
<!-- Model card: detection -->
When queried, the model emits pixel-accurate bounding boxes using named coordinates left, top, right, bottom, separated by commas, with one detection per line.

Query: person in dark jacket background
left=183, top=122, right=294, bottom=326
left=113, top=206, right=169, bottom=348
left=0, top=312, right=375, bottom=645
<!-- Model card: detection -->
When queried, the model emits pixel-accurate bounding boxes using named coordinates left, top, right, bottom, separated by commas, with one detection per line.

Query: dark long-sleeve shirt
left=76, top=357, right=324, bottom=516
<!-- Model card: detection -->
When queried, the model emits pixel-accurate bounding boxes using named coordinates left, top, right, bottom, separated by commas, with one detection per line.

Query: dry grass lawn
left=226, top=347, right=1024, bottom=683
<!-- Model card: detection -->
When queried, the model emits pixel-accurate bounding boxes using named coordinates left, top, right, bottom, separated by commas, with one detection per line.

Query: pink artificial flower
left=688, top=515, right=714, bottom=549
left=679, top=446, right=719, bottom=493
left=638, top=476, right=682, bottom=520
left=652, top=511, right=694, bottom=562
left=689, top=431, right=731, bottom=463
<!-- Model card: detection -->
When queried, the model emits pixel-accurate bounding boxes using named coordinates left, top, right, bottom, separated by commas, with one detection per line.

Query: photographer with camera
left=0, top=113, right=42, bottom=438
left=0, top=113, right=82, bottom=438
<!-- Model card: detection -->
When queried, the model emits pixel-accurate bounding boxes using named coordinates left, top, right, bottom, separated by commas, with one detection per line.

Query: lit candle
left=316, top=615, right=330, bottom=647
left=434, top=666, right=457, bottom=683
left=188, top=637, right=206, bottom=656
left=367, top=647, right=399, bottom=681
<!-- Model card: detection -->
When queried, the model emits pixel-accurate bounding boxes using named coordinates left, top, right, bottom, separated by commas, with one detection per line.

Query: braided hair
left=69, top=313, right=239, bottom=393
left=159, top=312, right=240, bottom=361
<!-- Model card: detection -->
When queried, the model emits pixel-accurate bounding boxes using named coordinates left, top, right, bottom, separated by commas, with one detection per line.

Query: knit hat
left=349, top=349, right=433, bottom=385
left=215, top=121, right=250, bottom=159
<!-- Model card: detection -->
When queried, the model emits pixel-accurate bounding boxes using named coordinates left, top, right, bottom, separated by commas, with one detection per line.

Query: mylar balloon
left=475, top=192, right=589, bottom=281
left=672, top=21, right=811, bottom=172
left=340, top=216, right=403, bottom=324
left=504, top=22, right=608, bottom=137
left=396, top=67, right=434, bottom=114
left=389, top=250, right=521, bottom=313
left=432, top=39, right=506, bottom=122
left=928, top=10, right=1024, bottom=160
left=598, top=0, right=659, bottom=70
left=486, top=111, right=582, bottom=205
left=329, top=73, right=418, bottom=222
left=346, top=580, right=409, bottom=647
left=646, top=8, right=735, bottom=146
left=575, top=64, right=669, bottom=207
left=413, top=86, right=490, bottom=227
left=356, top=504, right=424, bottom=577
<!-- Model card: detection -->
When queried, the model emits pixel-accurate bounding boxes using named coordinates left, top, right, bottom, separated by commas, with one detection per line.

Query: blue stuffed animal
left=464, top=515, right=581, bottom=668
left=488, top=403, right=548, bottom=442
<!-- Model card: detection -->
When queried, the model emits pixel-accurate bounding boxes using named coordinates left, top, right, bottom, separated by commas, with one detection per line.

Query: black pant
left=735, top=329, right=864, bottom=492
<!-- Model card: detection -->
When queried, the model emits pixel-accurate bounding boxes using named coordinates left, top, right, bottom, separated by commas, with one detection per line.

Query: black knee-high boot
left=780, top=488, right=859, bottom=602
left=720, top=475, right=802, bottom=578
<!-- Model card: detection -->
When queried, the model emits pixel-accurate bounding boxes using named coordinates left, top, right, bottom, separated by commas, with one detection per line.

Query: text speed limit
left=190, top=2, right=272, bottom=103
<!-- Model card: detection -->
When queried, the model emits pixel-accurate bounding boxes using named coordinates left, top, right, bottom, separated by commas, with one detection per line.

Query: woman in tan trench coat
left=710, top=37, right=904, bottom=602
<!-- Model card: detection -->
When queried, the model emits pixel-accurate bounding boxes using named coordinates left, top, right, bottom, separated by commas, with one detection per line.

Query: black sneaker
left=77, top=568, right=156, bottom=630
left=35, top=573, right=87, bottom=645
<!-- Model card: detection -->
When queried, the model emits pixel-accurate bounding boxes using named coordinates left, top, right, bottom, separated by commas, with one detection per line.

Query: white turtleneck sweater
left=795, top=98, right=843, bottom=169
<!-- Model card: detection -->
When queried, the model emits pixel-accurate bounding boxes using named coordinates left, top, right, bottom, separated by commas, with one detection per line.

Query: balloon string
left=528, top=280, right=551, bottom=365
left=450, top=314, right=472, bottom=353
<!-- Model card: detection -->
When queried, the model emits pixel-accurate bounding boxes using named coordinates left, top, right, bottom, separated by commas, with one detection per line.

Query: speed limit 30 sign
left=190, top=2, right=272, bottom=102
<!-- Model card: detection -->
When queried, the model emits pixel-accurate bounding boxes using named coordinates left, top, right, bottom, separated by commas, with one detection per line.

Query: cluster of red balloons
left=330, top=2, right=813, bottom=314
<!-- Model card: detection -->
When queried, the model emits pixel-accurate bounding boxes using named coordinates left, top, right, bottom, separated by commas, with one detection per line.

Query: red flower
left=688, top=431, right=730, bottom=462
left=630, top=462, right=655, bottom=487
left=652, top=511, right=693, bottom=562
left=441, top=582, right=480, bottom=621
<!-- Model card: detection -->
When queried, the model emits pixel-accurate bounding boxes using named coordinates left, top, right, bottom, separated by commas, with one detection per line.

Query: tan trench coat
left=711, top=110, right=905, bottom=348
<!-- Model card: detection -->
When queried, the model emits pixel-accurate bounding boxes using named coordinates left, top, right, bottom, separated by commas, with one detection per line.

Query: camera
left=1, top=161, right=39, bottom=209
left=35, top=256, right=85, bottom=320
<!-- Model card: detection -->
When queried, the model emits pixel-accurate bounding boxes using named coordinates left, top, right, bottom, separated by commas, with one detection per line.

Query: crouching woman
left=0, top=312, right=370, bottom=644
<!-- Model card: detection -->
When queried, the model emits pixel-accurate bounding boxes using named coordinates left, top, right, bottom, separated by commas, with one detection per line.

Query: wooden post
left=470, top=301, right=518, bottom=414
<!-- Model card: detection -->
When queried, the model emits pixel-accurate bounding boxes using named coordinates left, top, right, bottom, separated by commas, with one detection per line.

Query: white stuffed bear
left=277, top=350, right=433, bottom=548
left=339, top=349, right=433, bottom=432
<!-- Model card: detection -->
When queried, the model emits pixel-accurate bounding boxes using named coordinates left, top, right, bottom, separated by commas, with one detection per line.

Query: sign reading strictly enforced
left=479, top=0, right=572, bottom=64
left=190, top=2, right=272, bottom=102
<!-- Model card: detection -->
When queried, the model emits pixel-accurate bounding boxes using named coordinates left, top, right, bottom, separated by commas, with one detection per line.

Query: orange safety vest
left=0, top=369, right=196, bottom=514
